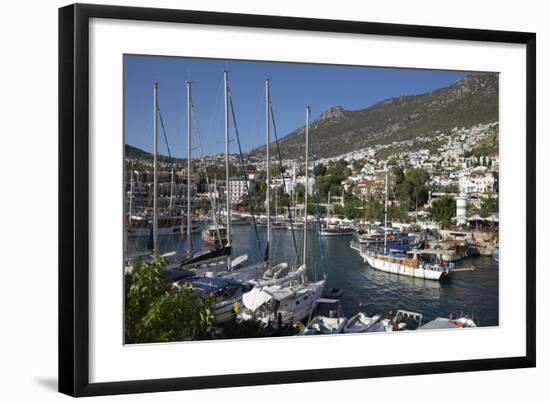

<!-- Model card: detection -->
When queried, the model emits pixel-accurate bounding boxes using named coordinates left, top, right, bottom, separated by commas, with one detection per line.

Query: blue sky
left=124, top=55, right=466, bottom=158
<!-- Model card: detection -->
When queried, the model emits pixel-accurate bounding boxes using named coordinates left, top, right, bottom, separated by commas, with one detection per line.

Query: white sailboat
left=363, top=173, right=454, bottom=281
left=240, top=105, right=325, bottom=328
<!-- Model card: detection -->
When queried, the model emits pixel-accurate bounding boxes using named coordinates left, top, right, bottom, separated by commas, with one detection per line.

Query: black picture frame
left=59, top=3, right=536, bottom=397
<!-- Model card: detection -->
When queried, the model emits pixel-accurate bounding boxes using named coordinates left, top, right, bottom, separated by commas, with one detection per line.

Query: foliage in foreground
left=125, top=257, right=213, bottom=344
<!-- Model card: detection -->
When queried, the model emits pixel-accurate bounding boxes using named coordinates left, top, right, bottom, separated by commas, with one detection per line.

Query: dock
left=452, top=267, right=476, bottom=272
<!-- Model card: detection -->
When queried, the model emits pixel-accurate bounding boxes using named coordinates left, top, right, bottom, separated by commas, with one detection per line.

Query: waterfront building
left=228, top=176, right=256, bottom=204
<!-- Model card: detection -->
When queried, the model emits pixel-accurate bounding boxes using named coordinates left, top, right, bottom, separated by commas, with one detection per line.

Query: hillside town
left=126, top=120, right=499, bottom=250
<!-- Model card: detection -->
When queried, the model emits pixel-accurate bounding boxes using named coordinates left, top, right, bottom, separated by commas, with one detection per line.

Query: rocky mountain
left=125, top=144, right=185, bottom=164
left=251, top=72, right=499, bottom=160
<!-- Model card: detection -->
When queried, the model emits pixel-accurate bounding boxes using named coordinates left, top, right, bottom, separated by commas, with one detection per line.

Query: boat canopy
left=407, top=249, right=441, bottom=256
left=188, top=277, right=243, bottom=292
left=243, top=283, right=308, bottom=311
left=242, top=287, right=277, bottom=311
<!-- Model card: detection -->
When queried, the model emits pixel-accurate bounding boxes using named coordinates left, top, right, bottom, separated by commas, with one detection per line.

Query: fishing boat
left=343, top=312, right=381, bottom=333
left=363, top=173, right=453, bottom=281
left=303, top=298, right=348, bottom=335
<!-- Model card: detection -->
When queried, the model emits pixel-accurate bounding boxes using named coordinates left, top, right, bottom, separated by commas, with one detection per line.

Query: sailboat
left=362, top=173, right=454, bottom=281
left=240, top=105, right=325, bottom=328
left=174, top=80, right=233, bottom=271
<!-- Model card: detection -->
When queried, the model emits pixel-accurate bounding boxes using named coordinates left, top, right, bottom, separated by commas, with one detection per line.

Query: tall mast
left=327, top=190, right=331, bottom=221
left=275, top=188, right=278, bottom=217
left=265, top=79, right=272, bottom=266
left=169, top=168, right=174, bottom=212
left=224, top=70, right=232, bottom=266
left=186, top=80, right=192, bottom=256
left=384, top=171, right=388, bottom=252
left=153, top=82, right=159, bottom=256
left=129, top=162, right=134, bottom=217
left=303, top=106, right=310, bottom=268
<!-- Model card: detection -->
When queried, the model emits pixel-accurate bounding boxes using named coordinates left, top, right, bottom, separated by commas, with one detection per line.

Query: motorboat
left=419, top=314, right=477, bottom=330
left=366, top=310, right=423, bottom=332
left=303, top=298, right=348, bottom=335
left=343, top=312, right=381, bottom=333
left=323, top=287, right=343, bottom=299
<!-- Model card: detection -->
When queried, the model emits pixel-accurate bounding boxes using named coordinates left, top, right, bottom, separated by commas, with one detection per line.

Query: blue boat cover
left=189, top=276, right=243, bottom=291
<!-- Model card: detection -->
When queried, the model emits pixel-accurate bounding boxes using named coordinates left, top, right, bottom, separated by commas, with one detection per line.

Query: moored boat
left=343, top=312, right=381, bottom=333
left=303, top=298, right=347, bottom=335
left=175, top=276, right=253, bottom=325
left=364, top=249, right=454, bottom=281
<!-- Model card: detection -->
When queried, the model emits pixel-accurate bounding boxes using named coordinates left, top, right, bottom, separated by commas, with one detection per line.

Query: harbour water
left=129, top=224, right=499, bottom=327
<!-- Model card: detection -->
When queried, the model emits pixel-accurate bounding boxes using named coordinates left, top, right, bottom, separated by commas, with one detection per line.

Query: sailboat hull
left=364, top=254, right=447, bottom=281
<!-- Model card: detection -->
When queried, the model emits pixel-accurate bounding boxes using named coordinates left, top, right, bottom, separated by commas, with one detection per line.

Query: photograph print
left=123, top=55, right=499, bottom=344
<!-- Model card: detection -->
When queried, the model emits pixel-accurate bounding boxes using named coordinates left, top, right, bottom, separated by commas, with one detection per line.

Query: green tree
left=442, top=183, right=459, bottom=193
left=352, top=159, right=364, bottom=173
left=392, top=167, right=430, bottom=210
left=364, top=198, right=384, bottom=222
left=125, top=257, right=213, bottom=343
left=479, top=195, right=498, bottom=218
left=313, top=163, right=327, bottom=176
left=430, top=195, right=456, bottom=228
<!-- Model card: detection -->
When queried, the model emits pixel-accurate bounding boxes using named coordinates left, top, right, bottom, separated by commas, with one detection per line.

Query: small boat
left=303, top=298, right=348, bottom=335
left=202, top=224, right=228, bottom=247
left=196, top=254, right=251, bottom=278
left=343, top=312, right=381, bottom=333
left=127, top=214, right=201, bottom=237
left=320, top=192, right=355, bottom=237
left=320, top=224, right=355, bottom=237
left=323, top=287, right=343, bottom=299
left=367, top=310, right=422, bottom=332
left=178, top=245, right=232, bottom=269
left=419, top=314, right=477, bottom=330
